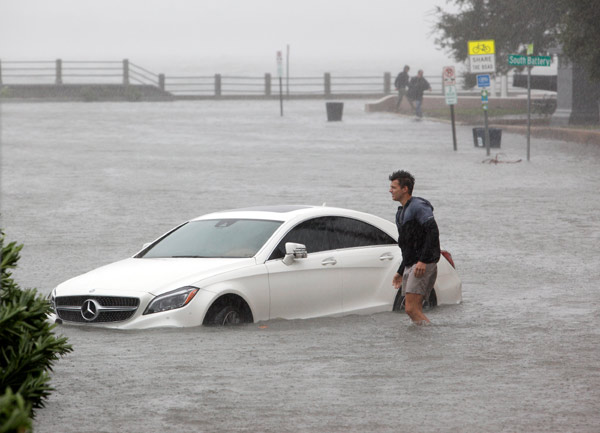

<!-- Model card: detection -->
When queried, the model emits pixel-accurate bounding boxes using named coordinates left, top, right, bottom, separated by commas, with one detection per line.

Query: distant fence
left=165, top=73, right=400, bottom=97
left=0, top=59, right=160, bottom=87
left=0, top=58, right=536, bottom=98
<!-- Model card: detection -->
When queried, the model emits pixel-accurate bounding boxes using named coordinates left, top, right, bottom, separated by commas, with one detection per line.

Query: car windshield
left=140, top=219, right=283, bottom=258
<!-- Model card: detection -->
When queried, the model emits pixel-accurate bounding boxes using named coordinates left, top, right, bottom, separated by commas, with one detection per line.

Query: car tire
left=213, top=305, right=242, bottom=326
left=203, top=295, right=253, bottom=326
left=393, top=291, right=405, bottom=311
left=423, top=289, right=437, bottom=310
left=393, top=289, right=437, bottom=312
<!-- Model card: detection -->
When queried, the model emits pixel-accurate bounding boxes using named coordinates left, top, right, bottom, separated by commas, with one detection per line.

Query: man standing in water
left=389, top=170, right=440, bottom=325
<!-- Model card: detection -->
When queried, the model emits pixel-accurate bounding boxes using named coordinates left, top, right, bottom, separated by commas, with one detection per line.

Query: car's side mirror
left=283, top=242, right=308, bottom=265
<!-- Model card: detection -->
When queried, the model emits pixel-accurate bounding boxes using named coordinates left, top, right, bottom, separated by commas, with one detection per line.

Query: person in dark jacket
left=389, top=170, right=440, bottom=324
left=394, top=65, right=413, bottom=111
left=406, top=70, right=431, bottom=118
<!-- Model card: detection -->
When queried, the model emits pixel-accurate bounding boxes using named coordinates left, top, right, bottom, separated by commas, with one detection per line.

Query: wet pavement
left=1, top=100, right=599, bottom=432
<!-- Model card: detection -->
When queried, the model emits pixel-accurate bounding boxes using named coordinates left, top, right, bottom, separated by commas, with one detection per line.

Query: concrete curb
left=366, top=95, right=599, bottom=145
left=486, top=123, right=600, bottom=145
left=376, top=100, right=600, bottom=146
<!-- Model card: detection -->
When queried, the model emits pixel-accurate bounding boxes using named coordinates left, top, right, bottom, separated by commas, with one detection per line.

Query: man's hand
left=392, top=272, right=402, bottom=289
left=414, top=261, right=427, bottom=277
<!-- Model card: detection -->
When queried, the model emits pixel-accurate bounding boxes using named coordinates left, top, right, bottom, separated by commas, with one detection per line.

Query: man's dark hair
left=389, top=170, right=415, bottom=194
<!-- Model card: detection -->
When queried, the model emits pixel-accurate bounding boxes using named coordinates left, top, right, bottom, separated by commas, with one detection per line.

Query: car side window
left=269, top=217, right=334, bottom=260
left=329, top=216, right=397, bottom=249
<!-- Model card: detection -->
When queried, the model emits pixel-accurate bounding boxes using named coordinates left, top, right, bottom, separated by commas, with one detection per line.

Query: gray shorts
left=401, top=263, right=438, bottom=297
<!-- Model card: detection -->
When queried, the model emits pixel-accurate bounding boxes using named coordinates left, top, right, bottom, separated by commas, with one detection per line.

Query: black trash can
left=326, top=102, right=344, bottom=121
left=473, top=127, right=502, bottom=148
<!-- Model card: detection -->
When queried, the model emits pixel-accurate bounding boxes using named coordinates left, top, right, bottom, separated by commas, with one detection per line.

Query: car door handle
left=379, top=252, right=394, bottom=261
left=321, top=257, right=337, bottom=266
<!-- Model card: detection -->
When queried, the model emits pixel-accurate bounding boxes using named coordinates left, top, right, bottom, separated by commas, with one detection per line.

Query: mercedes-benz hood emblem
left=81, top=299, right=100, bottom=321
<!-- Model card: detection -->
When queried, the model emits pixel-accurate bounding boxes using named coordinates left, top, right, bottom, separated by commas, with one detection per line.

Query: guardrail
left=0, top=59, right=159, bottom=86
left=164, top=73, right=398, bottom=97
left=0, top=58, right=535, bottom=98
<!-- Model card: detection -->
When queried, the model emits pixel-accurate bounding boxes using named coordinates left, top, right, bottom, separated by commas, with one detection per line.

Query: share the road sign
left=508, top=55, right=552, bottom=67
left=468, top=40, right=495, bottom=56
left=469, top=40, right=496, bottom=73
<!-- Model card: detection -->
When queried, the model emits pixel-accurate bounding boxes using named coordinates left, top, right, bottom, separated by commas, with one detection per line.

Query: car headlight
left=48, top=288, right=57, bottom=313
left=143, top=286, right=199, bottom=315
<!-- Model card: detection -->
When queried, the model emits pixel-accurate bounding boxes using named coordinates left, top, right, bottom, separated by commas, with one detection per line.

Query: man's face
left=389, top=180, right=408, bottom=202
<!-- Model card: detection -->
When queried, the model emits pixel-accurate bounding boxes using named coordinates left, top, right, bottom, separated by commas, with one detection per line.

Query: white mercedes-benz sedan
left=49, top=205, right=462, bottom=328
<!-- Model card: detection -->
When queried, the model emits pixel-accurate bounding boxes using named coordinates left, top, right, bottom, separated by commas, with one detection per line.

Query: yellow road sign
left=468, top=40, right=495, bottom=55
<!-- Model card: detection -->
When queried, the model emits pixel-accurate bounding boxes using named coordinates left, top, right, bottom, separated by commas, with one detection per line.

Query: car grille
left=55, top=296, right=140, bottom=323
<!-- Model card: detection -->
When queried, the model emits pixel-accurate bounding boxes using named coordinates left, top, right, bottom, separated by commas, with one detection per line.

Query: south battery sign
left=508, top=55, right=552, bottom=67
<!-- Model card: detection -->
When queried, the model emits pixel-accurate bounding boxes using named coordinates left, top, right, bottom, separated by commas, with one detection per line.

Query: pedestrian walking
left=394, top=65, right=413, bottom=111
left=389, top=170, right=440, bottom=325
left=407, top=70, right=431, bottom=118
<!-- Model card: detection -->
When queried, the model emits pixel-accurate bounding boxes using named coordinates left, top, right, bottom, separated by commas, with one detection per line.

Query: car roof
left=191, top=205, right=386, bottom=224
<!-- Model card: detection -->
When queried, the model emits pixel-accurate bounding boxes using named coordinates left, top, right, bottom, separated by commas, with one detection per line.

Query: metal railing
left=162, top=73, right=395, bottom=97
left=129, top=62, right=160, bottom=87
left=0, top=58, right=536, bottom=98
left=0, top=59, right=159, bottom=86
left=1, top=60, right=57, bottom=83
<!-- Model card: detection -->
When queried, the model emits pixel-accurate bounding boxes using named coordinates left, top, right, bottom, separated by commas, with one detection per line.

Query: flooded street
left=1, top=100, right=599, bottom=432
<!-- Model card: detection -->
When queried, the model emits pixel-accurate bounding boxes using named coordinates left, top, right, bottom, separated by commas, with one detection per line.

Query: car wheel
left=214, top=305, right=242, bottom=326
left=393, top=291, right=406, bottom=311
left=393, top=289, right=436, bottom=312
left=203, top=294, right=254, bottom=326
left=422, top=289, right=437, bottom=310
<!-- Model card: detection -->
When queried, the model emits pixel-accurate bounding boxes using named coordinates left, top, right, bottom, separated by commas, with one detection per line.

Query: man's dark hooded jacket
left=395, top=197, right=440, bottom=275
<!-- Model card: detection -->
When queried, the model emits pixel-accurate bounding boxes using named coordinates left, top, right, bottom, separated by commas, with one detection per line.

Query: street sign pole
left=480, top=88, right=490, bottom=155
left=526, top=43, right=533, bottom=161
left=279, top=75, right=283, bottom=116
left=443, top=66, right=458, bottom=151
left=469, top=41, right=495, bottom=156
left=277, top=51, right=283, bottom=116
left=508, top=44, right=554, bottom=161
left=286, top=44, right=290, bottom=98
left=484, top=107, right=491, bottom=156
left=527, top=64, right=531, bottom=161
left=450, top=105, right=457, bottom=151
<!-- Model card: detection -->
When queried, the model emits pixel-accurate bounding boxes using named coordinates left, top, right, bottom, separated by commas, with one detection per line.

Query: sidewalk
left=366, top=95, right=600, bottom=145
left=487, top=122, right=600, bottom=145
left=437, top=114, right=600, bottom=145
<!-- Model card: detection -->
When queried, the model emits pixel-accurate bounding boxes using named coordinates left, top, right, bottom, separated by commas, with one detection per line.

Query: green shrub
left=0, top=230, right=73, bottom=430
left=0, top=388, right=32, bottom=433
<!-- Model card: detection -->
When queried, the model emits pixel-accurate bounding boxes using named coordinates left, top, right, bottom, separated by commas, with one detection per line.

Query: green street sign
left=508, top=54, right=552, bottom=67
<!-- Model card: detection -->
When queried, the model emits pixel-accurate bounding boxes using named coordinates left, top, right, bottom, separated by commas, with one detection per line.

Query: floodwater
left=1, top=100, right=599, bottom=432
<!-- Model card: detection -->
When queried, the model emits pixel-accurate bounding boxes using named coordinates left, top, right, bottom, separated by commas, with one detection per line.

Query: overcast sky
left=1, top=0, right=458, bottom=75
